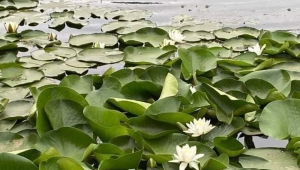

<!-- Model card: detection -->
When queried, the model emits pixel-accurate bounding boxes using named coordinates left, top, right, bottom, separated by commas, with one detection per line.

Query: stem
left=192, top=73, right=200, bottom=85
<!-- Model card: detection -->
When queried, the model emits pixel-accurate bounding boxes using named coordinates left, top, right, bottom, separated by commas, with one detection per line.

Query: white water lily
left=190, top=86, right=196, bottom=93
left=169, top=144, right=204, bottom=170
left=168, top=29, right=185, bottom=43
left=248, top=43, right=266, bottom=55
left=93, top=42, right=105, bottom=48
left=48, top=32, right=57, bottom=41
left=4, top=22, right=19, bottom=33
left=184, top=117, right=215, bottom=137
left=160, top=38, right=176, bottom=47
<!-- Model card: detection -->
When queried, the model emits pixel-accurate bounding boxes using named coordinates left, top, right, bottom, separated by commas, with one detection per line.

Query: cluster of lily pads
left=2, top=0, right=300, bottom=170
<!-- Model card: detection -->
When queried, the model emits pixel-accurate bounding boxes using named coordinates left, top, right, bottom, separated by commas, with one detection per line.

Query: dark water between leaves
left=9, top=0, right=294, bottom=147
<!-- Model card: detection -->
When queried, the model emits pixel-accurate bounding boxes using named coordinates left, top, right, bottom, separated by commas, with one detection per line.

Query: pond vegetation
left=0, top=0, right=300, bottom=170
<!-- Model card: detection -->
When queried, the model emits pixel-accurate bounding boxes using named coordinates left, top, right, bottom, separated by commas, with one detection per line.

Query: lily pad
left=2, top=11, right=50, bottom=26
left=223, top=38, right=258, bottom=52
left=105, top=9, right=152, bottom=21
left=183, top=31, right=215, bottom=42
left=77, top=48, right=123, bottom=64
left=0, top=0, right=38, bottom=10
left=69, top=33, right=118, bottom=47
left=101, top=20, right=156, bottom=34
left=0, top=152, right=38, bottom=170
left=0, top=63, right=44, bottom=87
left=239, top=148, right=299, bottom=170
left=124, top=46, right=177, bottom=65
left=260, top=98, right=300, bottom=139
left=35, top=127, right=95, bottom=161
left=49, top=11, right=88, bottom=31
left=32, top=47, right=77, bottom=61
left=120, top=27, right=169, bottom=47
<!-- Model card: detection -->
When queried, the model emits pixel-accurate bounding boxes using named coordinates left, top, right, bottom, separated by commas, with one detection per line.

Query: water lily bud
left=48, top=32, right=57, bottom=41
left=93, top=42, right=105, bottom=49
left=4, top=22, right=19, bottom=33
left=147, top=158, right=157, bottom=168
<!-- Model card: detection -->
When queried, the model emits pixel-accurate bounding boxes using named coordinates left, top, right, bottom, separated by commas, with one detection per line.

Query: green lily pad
left=77, top=48, right=123, bottom=64
left=183, top=31, right=215, bottom=42
left=20, top=58, right=50, bottom=69
left=260, top=98, right=300, bottom=139
left=35, top=127, right=95, bottom=161
left=239, top=148, right=299, bottom=170
left=60, top=75, right=93, bottom=95
left=2, top=11, right=50, bottom=26
left=83, top=106, right=129, bottom=142
left=0, top=86, right=29, bottom=101
left=36, top=86, right=88, bottom=135
left=69, top=33, right=118, bottom=47
left=214, top=27, right=260, bottom=40
left=32, top=47, right=77, bottom=61
left=65, top=57, right=96, bottom=68
left=0, top=152, right=38, bottom=170
left=20, top=30, right=61, bottom=48
left=49, top=11, right=88, bottom=31
left=180, top=22, right=223, bottom=32
left=39, top=61, right=87, bottom=77
left=0, top=63, right=44, bottom=87
left=178, top=48, right=217, bottom=80
left=124, top=46, right=176, bottom=65
left=73, top=6, right=111, bottom=19
left=104, top=9, right=152, bottom=21
left=0, top=53, right=17, bottom=64
left=0, top=0, right=38, bottom=10
left=101, top=20, right=156, bottom=34
left=108, top=97, right=151, bottom=116
left=128, top=116, right=178, bottom=139
left=260, top=30, right=299, bottom=45
left=201, top=83, right=259, bottom=124
left=120, top=27, right=169, bottom=47
left=0, top=100, right=33, bottom=120
left=214, top=136, right=245, bottom=157
left=223, top=38, right=258, bottom=52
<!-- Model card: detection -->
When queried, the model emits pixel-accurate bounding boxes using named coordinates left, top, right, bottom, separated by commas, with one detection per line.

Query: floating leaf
left=35, top=127, right=95, bottom=160
left=77, top=48, right=123, bottom=64
left=120, top=27, right=168, bottom=47
left=69, top=33, right=118, bottom=47
left=124, top=46, right=176, bottom=65
left=102, top=20, right=156, bottom=34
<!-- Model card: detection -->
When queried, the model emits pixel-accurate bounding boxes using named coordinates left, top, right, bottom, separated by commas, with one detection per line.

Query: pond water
left=7, top=0, right=291, bottom=147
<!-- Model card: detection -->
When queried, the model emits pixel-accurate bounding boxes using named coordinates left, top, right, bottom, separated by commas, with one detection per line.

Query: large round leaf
left=178, top=48, right=217, bottom=80
left=35, top=127, right=95, bottom=161
left=69, top=33, right=118, bottom=47
left=36, top=86, right=88, bottom=135
left=124, top=46, right=176, bottom=65
left=0, top=152, right=38, bottom=170
left=120, top=27, right=168, bottom=47
left=77, top=48, right=123, bottom=64
left=239, top=148, right=299, bottom=169
left=260, top=98, right=300, bottom=139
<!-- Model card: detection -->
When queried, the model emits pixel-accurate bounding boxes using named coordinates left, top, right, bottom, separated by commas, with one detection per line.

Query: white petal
left=176, top=145, right=182, bottom=155
left=189, top=162, right=199, bottom=170
left=179, top=162, right=188, bottom=170
left=193, top=153, right=205, bottom=161
left=169, top=159, right=181, bottom=163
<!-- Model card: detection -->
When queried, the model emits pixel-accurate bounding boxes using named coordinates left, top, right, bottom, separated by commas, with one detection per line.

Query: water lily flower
left=93, top=42, right=105, bottom=48
left=169, top=144, right=204, bottom=170
left=4, top=22, right=19, bottom=33
left=248, top=43, right=266, bottom=55
left=168, top=29, right=185, bottom=43
left=190, top=86, right=196, bottom=93
left=184, top=117, right=215, bottom=137
left=160, top=38, right=176, bottom=47
left=48, top=32, right=57, bottom=41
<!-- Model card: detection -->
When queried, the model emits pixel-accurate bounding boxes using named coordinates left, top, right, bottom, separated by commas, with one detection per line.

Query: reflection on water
left=239, top=136, right=288, bottom=148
